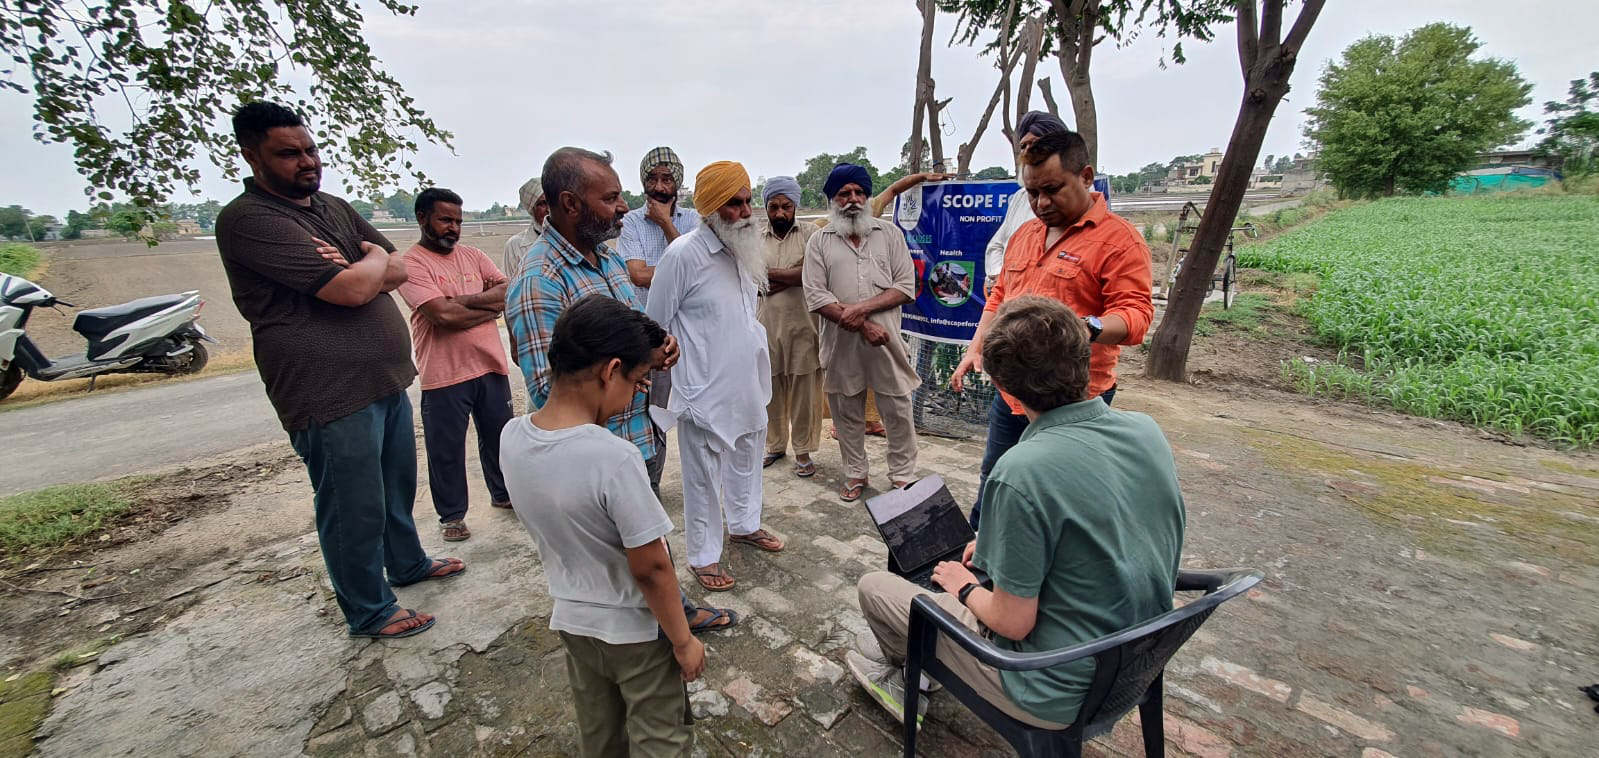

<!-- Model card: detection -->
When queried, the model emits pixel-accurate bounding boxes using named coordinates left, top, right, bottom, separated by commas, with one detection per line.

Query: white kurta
left=644, top=224, right=772, bottom=567
left=644, top=225, right=772, bottom=452
left=984, top=188, right=1034, bottom=280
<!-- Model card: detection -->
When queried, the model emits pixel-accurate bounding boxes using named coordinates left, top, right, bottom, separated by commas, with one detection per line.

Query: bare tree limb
left=1284, top=0, right=1327, bottom=52
left=1260, top=0, right=1283, bottom=48
left=1015, top=18, right=1044, bottom=121
left=1236, top=0, right=1260, bottom=73
left=1038, top=76, right=1061, bottom=116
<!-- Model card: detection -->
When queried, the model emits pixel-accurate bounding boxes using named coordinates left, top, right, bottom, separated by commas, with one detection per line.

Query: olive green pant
left=560, top=632, right=694, bottom=758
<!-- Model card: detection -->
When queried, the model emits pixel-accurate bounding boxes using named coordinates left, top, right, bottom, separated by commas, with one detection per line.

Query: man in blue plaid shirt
left=504, top=146, right=739, bottom=635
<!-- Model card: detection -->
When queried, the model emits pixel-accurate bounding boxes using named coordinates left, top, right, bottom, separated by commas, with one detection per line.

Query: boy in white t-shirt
left=501, top=294, right=707, bottom=757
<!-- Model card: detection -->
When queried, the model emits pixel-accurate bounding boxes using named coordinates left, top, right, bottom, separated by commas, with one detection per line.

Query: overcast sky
left=1, top=0, right=1593, bottom=217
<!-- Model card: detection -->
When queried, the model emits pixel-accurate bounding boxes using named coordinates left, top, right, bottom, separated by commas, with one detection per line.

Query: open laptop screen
left=864, top=476, right=975, bottom=574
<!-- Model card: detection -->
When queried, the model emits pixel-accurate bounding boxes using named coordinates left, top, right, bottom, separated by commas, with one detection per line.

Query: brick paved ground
left=27, top=379, right=1599, bottom=756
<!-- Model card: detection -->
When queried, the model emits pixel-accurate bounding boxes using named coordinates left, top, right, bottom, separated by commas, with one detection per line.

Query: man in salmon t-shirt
left=397, top=188, right=515, bottom=543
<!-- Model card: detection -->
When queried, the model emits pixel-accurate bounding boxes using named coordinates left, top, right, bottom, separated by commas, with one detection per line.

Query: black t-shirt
left=216, top=179, right=415, bottom=431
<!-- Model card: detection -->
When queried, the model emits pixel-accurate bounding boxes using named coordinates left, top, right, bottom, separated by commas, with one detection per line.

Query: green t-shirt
left=972, top=399, right=1186, bottom=725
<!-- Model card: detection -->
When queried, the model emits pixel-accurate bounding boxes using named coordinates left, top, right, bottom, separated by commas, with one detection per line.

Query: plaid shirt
left=505, top=226, right=656, bottom=460
left=618, top=205, right=699, bottom=305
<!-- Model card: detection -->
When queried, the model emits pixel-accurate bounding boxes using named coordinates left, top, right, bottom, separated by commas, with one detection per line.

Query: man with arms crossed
left=216, top=102, right=463, bottom=640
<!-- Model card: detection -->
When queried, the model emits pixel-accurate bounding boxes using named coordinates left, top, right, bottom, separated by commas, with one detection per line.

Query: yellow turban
left=693, top=161, right=751, bottom=217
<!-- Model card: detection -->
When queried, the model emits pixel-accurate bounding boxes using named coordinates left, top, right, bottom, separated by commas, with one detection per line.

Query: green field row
left=1237, top=194, right=1599, bottom=446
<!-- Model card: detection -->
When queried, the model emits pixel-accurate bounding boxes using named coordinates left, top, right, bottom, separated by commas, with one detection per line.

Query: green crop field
left=1237, top=194, right=1599, bottom=446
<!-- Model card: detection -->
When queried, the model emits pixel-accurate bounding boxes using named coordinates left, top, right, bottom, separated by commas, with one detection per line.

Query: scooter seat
left=73, top=294, right=190, bottom=337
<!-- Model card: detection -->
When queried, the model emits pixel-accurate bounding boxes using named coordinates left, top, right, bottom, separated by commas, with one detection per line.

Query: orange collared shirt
left=985, top=193, right=1153, bottom=411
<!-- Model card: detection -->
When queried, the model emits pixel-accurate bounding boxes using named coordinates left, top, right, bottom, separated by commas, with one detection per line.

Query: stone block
left=360, top=690, right=406, bottom=735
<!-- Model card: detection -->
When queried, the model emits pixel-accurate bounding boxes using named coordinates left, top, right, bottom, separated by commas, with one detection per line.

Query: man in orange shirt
left=397, top=188, right=515, bottom=543
left=950, top=131, right=1153, bottom=529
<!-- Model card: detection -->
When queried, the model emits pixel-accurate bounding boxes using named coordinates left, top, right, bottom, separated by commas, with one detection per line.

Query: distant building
left=1280, top=153, right=1323, bottom=195
left=1154, top=147, right=1226, bottom=193
left=174, top=219, right=202, bottom=236
left=370, top=208, right=400, bottom=223
left=1462, top=150, right=1561, bottom=176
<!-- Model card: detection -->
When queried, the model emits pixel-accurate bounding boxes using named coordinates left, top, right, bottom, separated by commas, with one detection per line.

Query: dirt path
left=3, top=371, right=1595, bottom=757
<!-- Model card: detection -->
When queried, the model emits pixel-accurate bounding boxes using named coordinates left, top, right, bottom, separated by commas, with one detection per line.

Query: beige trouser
left=560, top=632, right=694, bottom=758
left=857, top=572, right=1068, bottom=729
left=766, top=371, right=825, bottom=456
left=828, top=390, right=917, bottom=482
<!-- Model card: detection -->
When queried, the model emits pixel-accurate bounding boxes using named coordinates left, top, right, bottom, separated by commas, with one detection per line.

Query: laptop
left=863, top=475, right=988, bottom=592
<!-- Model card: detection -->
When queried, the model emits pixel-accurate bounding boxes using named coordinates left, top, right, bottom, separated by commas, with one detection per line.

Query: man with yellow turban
left=645, top=160, right=782, bottom=593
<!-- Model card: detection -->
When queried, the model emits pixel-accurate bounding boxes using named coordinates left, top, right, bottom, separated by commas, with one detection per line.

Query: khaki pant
left=766, top=371, right=825, bottom=456
left=827, top=390, right=917, bottom=482
left=560, top=632, right=694, bottom=758
left=857, top=572, right=1068, bottom=729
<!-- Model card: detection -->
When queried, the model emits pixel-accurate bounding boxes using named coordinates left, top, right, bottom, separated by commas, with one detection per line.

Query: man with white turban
left=645, top=160, right=781, bottom=593
left=503, top=175, right=548, bottom=275
left=803, top=163, right=921, bottom=503
left=757, top=176, right=824, bottom=478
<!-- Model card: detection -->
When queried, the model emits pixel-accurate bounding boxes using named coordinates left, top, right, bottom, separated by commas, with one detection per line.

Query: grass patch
left=1279, top=354, right=1374, bottom=403
left=0, top=669, right=54, bottom=757
left=0, top=243, right=40, bottom=278
left=1193, top=292, right=1272, bottom=337
left=0, top=480, right=149, bottom=563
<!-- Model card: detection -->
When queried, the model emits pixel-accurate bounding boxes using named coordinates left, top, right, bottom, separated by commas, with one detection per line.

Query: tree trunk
left=1037, top=76, right=1062, bottom=117
left=1068, top=67, right=1098, bottom=166
left=1144, top=0, right=1324, bottom=382
left=1048, top=0, right=1099, bottom=166
left=1013, top=20, right=1043, bottom=125
left=909, top=0, right=936, bottom=173
left=928, top=95, right=952, bottom=169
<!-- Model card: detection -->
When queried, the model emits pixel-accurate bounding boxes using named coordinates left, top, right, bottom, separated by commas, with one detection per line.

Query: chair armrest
left=907, top=568, right=1264, bottom=673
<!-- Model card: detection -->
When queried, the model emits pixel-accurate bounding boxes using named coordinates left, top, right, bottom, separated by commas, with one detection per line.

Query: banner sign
left=895, top=178, right=1109, bottom=343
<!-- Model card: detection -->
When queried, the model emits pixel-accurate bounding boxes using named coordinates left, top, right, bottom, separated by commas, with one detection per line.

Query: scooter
left=0, top=273, right=216, bottom=401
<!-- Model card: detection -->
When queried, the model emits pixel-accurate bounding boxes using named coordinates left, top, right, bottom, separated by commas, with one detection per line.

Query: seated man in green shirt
left=849, top=294, right=1186, bottom=728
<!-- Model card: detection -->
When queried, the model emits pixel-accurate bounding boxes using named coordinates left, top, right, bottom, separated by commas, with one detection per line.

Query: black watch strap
left=957, top=582, right=979, bottom=605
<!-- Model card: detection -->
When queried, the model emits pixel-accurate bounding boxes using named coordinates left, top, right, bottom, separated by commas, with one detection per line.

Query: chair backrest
left=1072, top=568, right=1262, bottom=729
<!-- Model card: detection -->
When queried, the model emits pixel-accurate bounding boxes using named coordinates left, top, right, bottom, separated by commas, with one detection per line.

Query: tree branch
left=1284, top=0, right=1327, bottom=53
left=1260, top=0, right=1283, bottom=48
left=1236, top=0, right=1259, bottom=72
left=1038, top=76, right=1060, bottom=115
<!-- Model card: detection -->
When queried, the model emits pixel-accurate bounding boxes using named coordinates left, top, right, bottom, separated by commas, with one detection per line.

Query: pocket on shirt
left=1047, top=261, right=1083, bottom=281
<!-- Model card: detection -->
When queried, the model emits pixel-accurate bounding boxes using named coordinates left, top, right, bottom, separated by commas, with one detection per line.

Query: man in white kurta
left=644, top=160, right=782, bottom=592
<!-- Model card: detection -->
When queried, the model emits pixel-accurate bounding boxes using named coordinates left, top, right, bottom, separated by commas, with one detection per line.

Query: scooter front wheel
left=0, top=364, right=22, bottom=401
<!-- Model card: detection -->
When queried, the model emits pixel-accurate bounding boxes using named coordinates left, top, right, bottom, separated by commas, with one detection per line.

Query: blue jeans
left=969, top=386, right=1116, bottom=530
left=289, top=392, right=433, bottom=634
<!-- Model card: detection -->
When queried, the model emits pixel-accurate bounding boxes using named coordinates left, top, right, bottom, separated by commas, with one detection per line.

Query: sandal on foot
left=350, top=608, right=435, bottom=639
left=762, top=451, right=785, bottom=468
left=689, top=607, right=740, bottom=634
left=839, top=479, right=868, bottom=502
left=730, top=529, right=785, bottom=553
left=441, top=520, right=471, bottom=542
left=692, top=564, right=736, bottom=592
left=866, top=424, right=887, bottom=437
left=490, top=500, right=514, bottom=509
left=794, top=459, right=817, bottom=478
left=392, top=557, right=466, bottom=587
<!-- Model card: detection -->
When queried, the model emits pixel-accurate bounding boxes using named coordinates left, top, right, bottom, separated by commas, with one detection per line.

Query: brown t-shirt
left=216, top=179, right=416, bottom=431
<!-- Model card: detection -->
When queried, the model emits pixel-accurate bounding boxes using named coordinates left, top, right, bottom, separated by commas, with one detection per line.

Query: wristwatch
left=1082, top=315, right=1103, bottom=342
left=957, top=582, right=980, bottom=605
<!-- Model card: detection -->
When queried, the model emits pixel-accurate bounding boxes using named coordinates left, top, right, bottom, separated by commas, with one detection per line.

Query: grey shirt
left=501, top=418, right=675, bottom=644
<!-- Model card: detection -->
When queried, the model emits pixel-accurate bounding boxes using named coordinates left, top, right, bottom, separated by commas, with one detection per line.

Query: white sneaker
left=847, top=650, right=930, bottom=727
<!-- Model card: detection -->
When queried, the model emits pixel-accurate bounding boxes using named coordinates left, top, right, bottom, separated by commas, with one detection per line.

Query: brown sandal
left=441, top=521, right=470, bottom=542
left=839, top=479, right=867, bottom=502
left=693, top=564, right=736, bottom=592
left=730, top=529, right=785, bottom=553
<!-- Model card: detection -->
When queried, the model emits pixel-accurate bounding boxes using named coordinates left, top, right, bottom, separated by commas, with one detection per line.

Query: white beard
left=705, top=214, right=768, bottom=293
left=827, top=201, right=873, bottom=239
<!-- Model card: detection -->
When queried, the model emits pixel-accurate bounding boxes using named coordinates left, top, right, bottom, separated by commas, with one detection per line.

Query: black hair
left=541, top=147, right=615, bottom=209
left=1022, top=130, right=1092, bottom=174
left=415, top=187, right=463, bottom=219
left=548, top=295, right=666, bottom=379
left=232, top=102, right=305, bottom=150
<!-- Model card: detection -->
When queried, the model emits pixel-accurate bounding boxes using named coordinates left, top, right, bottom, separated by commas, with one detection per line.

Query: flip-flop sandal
left=688, top=607, right=740, bottom=634
left=730, top=529, right=785, bottom=553
left=866, top=426, right=887, bottom=437
left=794, top=460, right=817, bottom=478
left=350, top=609, right=435, bottom=639
left=392, top=558, right=467, bottom=587
left=692, top=564, right=736, bottom=592
left=762, top=451, right=785, bottom=468
left=839, top=480, right=867, bottom=502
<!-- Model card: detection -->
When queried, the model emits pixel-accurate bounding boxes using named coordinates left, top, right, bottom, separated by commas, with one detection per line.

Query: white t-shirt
left=500, top=417, right=675, bottom=644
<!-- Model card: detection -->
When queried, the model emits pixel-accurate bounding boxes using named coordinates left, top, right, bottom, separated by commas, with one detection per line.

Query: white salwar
left=645, top=225, right=772, bottom=567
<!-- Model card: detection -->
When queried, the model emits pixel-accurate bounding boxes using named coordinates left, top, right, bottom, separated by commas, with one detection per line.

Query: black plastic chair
left=902, top=567, right=1263, bottom=757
